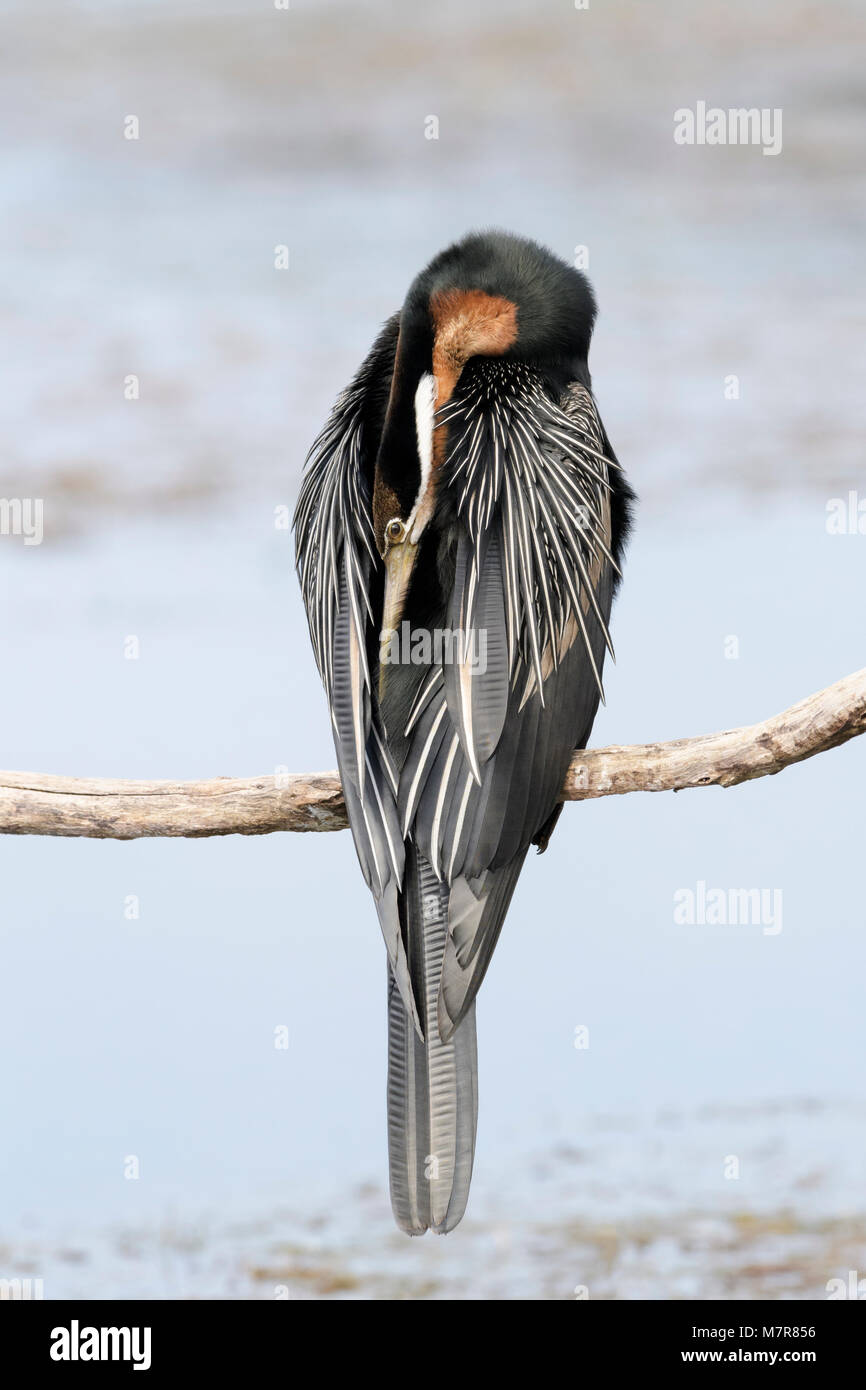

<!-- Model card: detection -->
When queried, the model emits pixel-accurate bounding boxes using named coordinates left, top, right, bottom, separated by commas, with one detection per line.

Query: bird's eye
left=385, top=518, right=406, bottom=544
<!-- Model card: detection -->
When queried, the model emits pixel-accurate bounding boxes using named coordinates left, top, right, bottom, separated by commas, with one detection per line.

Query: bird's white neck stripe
left=409, top=373, right=436, bottom=539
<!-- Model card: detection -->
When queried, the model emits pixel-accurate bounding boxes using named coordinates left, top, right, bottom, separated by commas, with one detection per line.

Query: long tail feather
left=386, top=849, right=477, bottom=1235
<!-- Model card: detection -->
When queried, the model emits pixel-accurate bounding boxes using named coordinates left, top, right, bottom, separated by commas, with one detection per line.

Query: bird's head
left=374, top=230, right=597, bottom=640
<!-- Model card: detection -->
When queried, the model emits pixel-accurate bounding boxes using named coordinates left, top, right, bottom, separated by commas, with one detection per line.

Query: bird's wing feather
left=402, top=366, right=618, bottom=1035
left=294, top=326, right=421, bottom=1028
left=297, top=349, right=619, bottom=1041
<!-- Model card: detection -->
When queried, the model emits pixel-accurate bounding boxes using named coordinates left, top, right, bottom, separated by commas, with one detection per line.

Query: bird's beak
left=380, top=538, right=419, bottom=687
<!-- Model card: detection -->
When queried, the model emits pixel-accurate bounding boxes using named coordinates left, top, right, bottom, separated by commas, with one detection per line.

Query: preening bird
left=294, top=231, right=633, bottom=1234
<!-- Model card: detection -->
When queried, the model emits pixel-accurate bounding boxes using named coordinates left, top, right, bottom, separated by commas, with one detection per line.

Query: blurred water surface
left=0, top=0, right=864, bottom=1297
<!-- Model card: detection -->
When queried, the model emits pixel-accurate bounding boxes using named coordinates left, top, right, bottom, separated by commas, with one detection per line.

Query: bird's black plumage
left=295, top=230, right=634, bottom=1233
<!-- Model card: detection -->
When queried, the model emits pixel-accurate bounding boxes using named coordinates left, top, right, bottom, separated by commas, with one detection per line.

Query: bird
left=294, top=230, right=634, bottom=1235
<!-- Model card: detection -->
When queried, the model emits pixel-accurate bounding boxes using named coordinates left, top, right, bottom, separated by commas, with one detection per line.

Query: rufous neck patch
left=429, top=289, right=518, bottom=408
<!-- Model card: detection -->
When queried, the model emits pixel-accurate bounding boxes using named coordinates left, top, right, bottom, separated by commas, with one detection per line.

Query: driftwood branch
left=1, top=669, right=863, bottom=841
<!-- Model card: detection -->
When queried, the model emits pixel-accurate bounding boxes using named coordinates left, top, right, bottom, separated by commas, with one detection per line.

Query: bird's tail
left=386, top=847, right=477, bottom=1235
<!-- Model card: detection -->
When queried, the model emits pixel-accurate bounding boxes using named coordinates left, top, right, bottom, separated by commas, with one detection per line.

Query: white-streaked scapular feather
left=437, top=362, right=616, bottom=708
left=294, top=382, right=376, bottom=700
left=404, top=667, right=443, bottom=737
left=294, top=377, right=403, bottom=902
left=295, top=356, right=617, bottom=911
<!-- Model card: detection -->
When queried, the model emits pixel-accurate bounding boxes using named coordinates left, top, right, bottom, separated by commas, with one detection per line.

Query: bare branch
left=1, top=669, right=863, bottom=840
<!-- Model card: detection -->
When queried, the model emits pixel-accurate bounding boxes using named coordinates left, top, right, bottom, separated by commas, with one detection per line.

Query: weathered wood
left=1, top=669, right=863, bottom=840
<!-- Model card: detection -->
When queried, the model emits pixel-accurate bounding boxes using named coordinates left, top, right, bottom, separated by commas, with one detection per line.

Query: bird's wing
left=399, top=363, right=621, bottom=1036
left=294, top=325, right=420, bottom=1026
